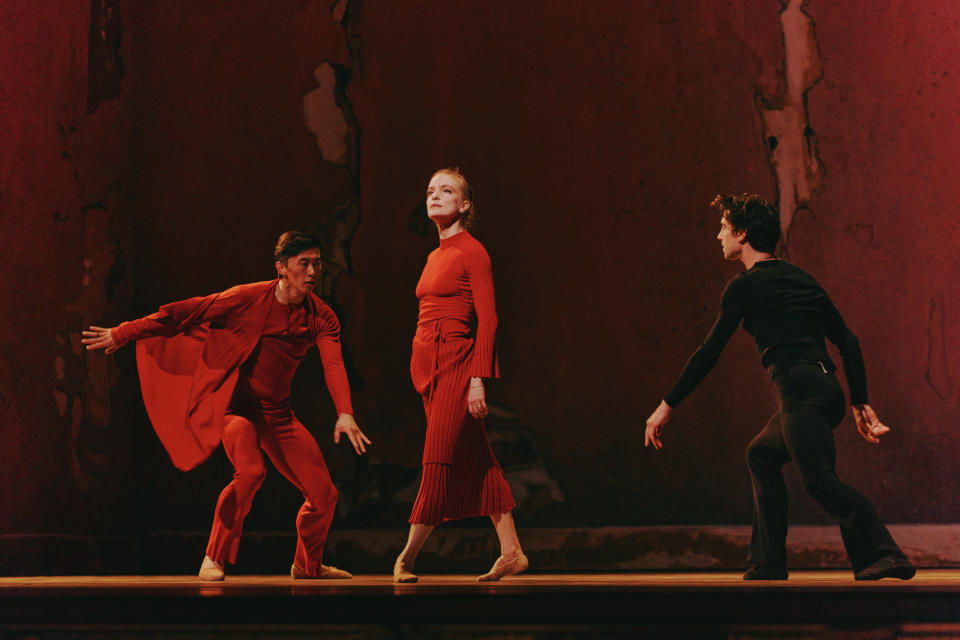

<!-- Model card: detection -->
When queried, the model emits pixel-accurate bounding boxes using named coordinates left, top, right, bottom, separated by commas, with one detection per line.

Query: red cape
left=134, top=280, right=329, bottom=471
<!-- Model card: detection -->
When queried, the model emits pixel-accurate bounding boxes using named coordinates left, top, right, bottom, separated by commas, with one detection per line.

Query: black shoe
left=743, top=565, right=788, bottom=580
left=854, top=556, right=916, bottom=581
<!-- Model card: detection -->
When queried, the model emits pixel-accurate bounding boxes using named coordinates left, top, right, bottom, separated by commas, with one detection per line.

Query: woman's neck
left=436, top=218, right=464, bottom=240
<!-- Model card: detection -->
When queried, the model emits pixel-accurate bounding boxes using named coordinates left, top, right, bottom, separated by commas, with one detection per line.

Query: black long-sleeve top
left=664, top=260, right=867, bottom=407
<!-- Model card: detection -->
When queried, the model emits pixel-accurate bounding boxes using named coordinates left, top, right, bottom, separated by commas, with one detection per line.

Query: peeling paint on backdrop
left=87, top=0, right=125, bottom=115
left=304, top=63, right=351, bottom=167
left=331, top=0, right=349, bottom=28
left=60, top=124, right=127, bottom=490
left=303, top=58, right=360, bottom=297
left=755, top=0, right=826, bottom=254
left=56, top=0, right=129, bottom=490
left=926, top=293, right=955, bottom=400
left=299, top=1, right=363, bottom=299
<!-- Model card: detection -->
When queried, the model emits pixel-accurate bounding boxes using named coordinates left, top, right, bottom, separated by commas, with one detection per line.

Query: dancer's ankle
left=500, top=547, right=523, bottom=560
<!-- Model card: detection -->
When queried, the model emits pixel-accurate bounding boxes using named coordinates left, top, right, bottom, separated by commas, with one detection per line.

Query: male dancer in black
left=644, top=193, right=915, bottom=581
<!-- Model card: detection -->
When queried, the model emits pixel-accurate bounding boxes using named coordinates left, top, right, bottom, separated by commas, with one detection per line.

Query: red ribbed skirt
left=408, top=320, right=515, bottom=525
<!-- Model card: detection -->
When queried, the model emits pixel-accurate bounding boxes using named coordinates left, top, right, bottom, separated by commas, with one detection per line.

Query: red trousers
left=205, top=413, right=337, bottom=575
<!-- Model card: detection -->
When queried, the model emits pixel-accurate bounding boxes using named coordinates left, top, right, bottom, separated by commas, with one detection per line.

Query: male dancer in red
left=83, top=231, right=370, bottom=581
left=644, top=194, right=915, bottom=581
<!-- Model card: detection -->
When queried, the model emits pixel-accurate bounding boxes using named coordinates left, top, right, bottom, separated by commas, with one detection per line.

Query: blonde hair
left=430, top=167, right=476, bottom=229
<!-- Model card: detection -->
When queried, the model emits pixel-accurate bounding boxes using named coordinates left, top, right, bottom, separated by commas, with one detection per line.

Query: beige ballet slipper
left=198, top=555, right=225, bottom=582
left=290, top=563, right=353, bottom=579
left=477, top=553, right=529, bottom=582
left=393, top=558, right=418, bottom=583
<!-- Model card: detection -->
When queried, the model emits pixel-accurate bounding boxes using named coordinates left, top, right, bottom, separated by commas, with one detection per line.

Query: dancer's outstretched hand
left=82, top=325, right=118, bottom=354
left=645, top=400, right=671, bottom=450
left=334, top=413, right=372, bottom=455
left=852, top=404, right=890, bottom=444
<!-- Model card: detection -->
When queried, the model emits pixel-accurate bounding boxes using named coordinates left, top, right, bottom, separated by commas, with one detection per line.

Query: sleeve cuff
left=111, top=323, right=134, bottom=347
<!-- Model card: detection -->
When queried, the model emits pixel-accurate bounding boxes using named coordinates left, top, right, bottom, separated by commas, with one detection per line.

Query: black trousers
left=746, top=362, right=905, bottom=572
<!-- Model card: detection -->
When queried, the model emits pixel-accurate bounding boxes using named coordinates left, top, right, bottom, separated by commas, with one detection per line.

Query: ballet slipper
left=393, top=558, right=418, bottom=583
left=290, top=563, right=353, bottom=579
left=477, top=553, right=529, bottom=582
left=198, top=555, right=225, bottom=582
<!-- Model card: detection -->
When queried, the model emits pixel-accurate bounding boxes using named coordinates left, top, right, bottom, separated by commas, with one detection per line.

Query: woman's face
left=426, top=173, right=470, bottom=225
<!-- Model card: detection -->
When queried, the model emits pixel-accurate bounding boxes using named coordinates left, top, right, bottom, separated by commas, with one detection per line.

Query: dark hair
left=710, top=193, right=780, bottom=253
left=430, top=167, right=477, bottom=229
left=274, top=231, right=322, bottom=263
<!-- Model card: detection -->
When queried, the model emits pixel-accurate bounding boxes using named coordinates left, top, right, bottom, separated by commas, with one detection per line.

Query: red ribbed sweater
left=415, top=229, right=499, bottom=379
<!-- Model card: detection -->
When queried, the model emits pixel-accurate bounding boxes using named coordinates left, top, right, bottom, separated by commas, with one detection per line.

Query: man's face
left=717, top=215, right=743, bottom=261
left=277, top=248, right=322, bottom=295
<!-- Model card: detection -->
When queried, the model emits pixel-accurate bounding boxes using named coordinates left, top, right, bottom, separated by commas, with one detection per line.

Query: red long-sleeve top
left=415, top=230, right=499, bottom=378
left=110, top=280, right=352, bottom=470
left=113, top=286, right=352, bottom=415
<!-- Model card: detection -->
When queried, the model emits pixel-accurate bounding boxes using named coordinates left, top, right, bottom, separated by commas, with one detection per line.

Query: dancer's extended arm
left=822, top=296, right=890, bottom=443
left=645, top=278, right=748, bottom=449
left=315, top=308, right=371, bottom=455
left=82, top=292, right=224, bottom=353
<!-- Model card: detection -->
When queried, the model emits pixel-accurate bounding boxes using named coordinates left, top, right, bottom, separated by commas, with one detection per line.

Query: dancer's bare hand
left=645, top=400, right=671, bottom=450
left=468, top=378, right=488, bottom=419
left=334, top=413, right=371, bottom=455
left=852, top=404, right=890, bottom=444
left=81, top=325, right=118, bottom=354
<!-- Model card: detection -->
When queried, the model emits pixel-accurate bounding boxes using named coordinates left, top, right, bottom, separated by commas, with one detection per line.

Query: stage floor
left=3, top=569, right=960, bottom=590
left=3, top=571, right=960, bottom=638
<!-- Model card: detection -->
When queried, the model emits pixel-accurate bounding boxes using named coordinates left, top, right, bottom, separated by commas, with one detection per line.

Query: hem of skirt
left=408, top=500, right=517, bottom=526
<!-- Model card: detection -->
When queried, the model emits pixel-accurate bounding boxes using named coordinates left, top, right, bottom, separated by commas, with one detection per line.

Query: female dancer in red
left=393, top=168, right=527, bottom=583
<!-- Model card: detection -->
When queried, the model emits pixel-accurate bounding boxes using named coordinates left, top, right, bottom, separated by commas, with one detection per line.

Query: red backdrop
left=1, top=1, right=957, bottom=542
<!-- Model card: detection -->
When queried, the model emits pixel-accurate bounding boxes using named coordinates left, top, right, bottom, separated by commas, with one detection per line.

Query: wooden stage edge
left=3, top=569, right=960, bottom=590
left=3, top=571, right=960, bottom=638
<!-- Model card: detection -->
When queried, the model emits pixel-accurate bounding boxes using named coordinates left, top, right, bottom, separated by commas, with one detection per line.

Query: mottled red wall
left=347, top=0, right=959, bottom=526
left=1, top=0, right=957, bottom=551
left=796, top=0, right=960, bottom=521
left=347, top=0, right=789, bottom=525
left=0, top=0, right=134, bottom=535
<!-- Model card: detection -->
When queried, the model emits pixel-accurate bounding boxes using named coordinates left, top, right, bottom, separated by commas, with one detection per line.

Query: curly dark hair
left=710, top=193, right=780, bottom=254
left=274, top=230, right=322, bottom=263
